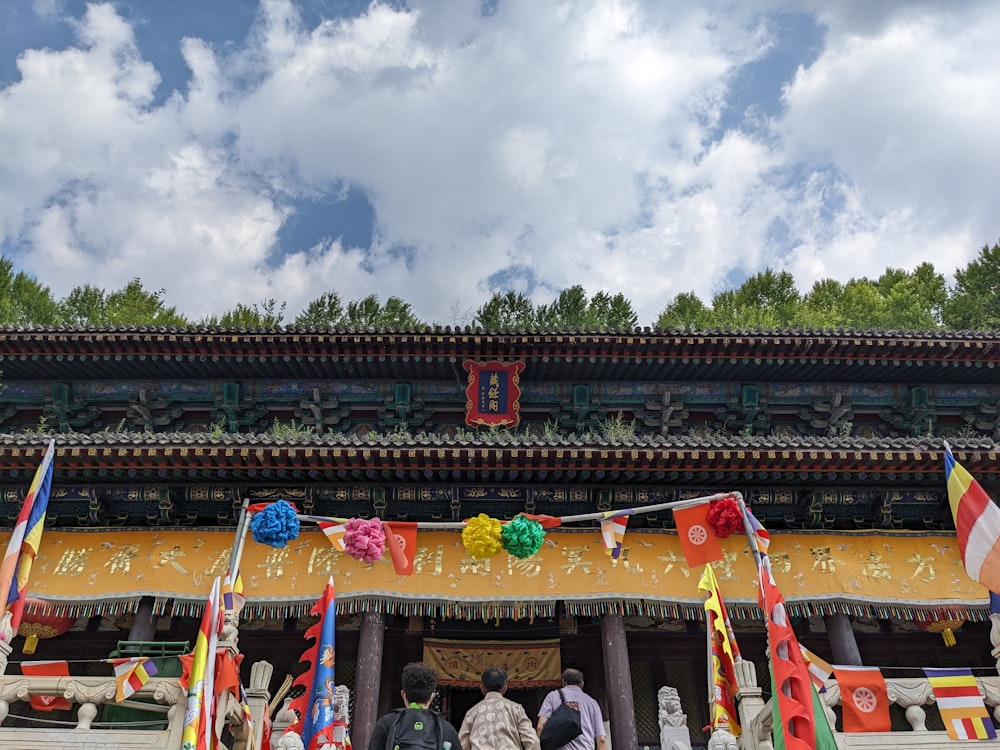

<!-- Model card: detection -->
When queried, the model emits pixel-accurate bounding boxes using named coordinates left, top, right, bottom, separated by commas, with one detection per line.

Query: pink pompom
left=343, top=518, right=386, bottom=563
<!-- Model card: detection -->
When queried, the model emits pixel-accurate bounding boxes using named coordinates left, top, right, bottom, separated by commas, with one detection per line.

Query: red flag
left=760, top=572, right=820, bottom=749
left=674, top=503, right=723, bottom=568
left=384, top=522, right=418, bottom=576
left=521, top=513, right=562, bottom=528
left=835, top=666, right=891, bottom=733
left=21, top=660, right=72, bottom=711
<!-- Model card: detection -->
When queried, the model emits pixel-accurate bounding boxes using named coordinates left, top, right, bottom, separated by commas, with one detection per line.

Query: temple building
left=1, top=325, right=999, bottom=749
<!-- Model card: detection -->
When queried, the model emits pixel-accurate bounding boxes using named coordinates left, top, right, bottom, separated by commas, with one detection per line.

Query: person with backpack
left=367, top=662, right=462, bottom=750
left=535, top=668, right=607, bottom=750
left=458, top=667, right=540, bottom=750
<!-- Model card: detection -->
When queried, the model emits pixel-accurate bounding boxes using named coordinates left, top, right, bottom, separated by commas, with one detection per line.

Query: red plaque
left=462, top=360, right=526, bottom=427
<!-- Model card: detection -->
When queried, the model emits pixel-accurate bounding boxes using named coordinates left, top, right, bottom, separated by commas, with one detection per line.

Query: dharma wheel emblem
left=851, top=686, right=878, bottom=713
left=686, top=524, right=709, bottom=546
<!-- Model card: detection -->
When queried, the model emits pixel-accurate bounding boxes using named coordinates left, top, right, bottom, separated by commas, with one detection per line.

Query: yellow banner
left=423, top=638, right=562, bottom=688
left=9, top=528, right=987, bottom=620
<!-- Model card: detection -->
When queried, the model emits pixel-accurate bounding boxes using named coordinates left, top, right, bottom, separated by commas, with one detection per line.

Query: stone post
left=733, top=659, right=772, bottom=750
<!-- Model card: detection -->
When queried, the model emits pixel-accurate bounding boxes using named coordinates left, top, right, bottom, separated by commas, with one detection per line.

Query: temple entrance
left=441, top=685, right=548, bottom=731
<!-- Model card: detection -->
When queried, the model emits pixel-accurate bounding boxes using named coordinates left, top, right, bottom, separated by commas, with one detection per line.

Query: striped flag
left=744, top=506, right=770, bottom=557
left=182, top=578, right=221, bottom=750
left=698, top=563, right=741, bottom=736
left=799, top=644, right=833, bottom=693
left=222, top=569, right=245, bottom=614
left=924, top=667, right=996, bottom=740
left=110, top=656, right=158, bottom=702
left=944, top=443, right=1000, bottom=592
left=317, top=521, right=347, bottom=552
left=600, top=512, right=630, bottom=559
left=0, top=440, right=55, bottom=632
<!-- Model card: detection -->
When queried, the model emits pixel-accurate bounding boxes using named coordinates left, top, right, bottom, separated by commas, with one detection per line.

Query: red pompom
left=707, top=496, right=743, bottom=538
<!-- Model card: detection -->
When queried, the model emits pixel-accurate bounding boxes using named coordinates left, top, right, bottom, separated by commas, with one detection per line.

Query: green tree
left=943, top=241, right=1000, bottom=330
left=0, top=258, right=60, bottom=324
left=59, top=278, right=187, bottom=326
left=473, top=291, right=538, bottom=329
left=294, top=291, right=345, bottom=327
left=876, top=263, right=945, bottom=330
left=344, top=295, right=423, bottom=328
left=656, top=292, right=714, bottom=329
left=536, top=286, right=638, bottom=330
left=202, top=299, right=286, bottom=328
left=710, top=269, right=802, bottom=328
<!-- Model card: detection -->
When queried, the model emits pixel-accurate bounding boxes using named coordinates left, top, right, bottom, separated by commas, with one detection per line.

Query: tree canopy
left=1, top=240, right=999, bottom=331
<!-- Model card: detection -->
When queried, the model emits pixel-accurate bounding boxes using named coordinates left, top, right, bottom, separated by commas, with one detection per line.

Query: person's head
left=401, top=662, right=439, bottom=705
left=561, top=668, right=584, bottom=687
left=481, top=667, right=508, bottom=694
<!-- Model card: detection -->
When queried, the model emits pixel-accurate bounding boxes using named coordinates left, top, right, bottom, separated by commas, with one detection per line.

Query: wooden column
left=601, top=613, right=636, bottom=750
left=353, top=610, right=386, bottom=750
left=127, top=597, right=157, bottom=641
left=824, top=613, right=863, bottom=665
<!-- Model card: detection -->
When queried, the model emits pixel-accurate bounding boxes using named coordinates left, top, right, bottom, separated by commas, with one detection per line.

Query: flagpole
left=228, top=498, right=251, bottom=579
left=705, top=564, right=715, bottom=732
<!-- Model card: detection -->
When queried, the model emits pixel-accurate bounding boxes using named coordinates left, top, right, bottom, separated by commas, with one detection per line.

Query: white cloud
left=1, top=0, right=998, bottom=326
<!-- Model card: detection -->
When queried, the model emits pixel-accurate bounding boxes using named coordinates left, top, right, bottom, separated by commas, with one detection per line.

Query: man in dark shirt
left=367, top=662, right=461, bottom=750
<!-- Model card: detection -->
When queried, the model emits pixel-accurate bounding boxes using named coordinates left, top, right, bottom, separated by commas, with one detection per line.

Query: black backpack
left=539, top=689, right=583, bottom=750
left=385, top=707, right=443, bottom=750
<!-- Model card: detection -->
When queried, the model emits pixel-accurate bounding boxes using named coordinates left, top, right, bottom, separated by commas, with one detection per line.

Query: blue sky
left=1, top=0, right=998, bottom=325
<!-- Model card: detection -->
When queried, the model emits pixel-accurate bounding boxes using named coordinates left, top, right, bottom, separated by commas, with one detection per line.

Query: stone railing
left=736, top=668, right=1000, bottom=750
left=0, top=666, right=267, bottom=750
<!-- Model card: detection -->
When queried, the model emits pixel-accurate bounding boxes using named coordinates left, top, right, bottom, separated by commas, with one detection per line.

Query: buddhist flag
left=944, top=443, right=1000, bottom=592
left=744, top=505, right=770, bottom=558
left=384, top=522, right=418, bottom=576
left=600, top=512, right=630, bottom=559
left=799, top=645, right=833, bottom=693
left=182, top=577, right=221, bottom=750
left=834, top=666, right=891, bottom=733
left=674, top=502, right=723, bottom=568
left=698, top=563, right=741, bottom=736
left=300, top=578, right=337, bottom=750
left=317, top=521, right=347, bottom=552
left=222, top=569, right=244, bottom=614
left=21, top=659, right=72, bottom=711
left=924, top=667, right=996, bottom=740
left=760, top=569, right=830, bottom=750
left=0, top=440, right=55, bottom=631
left=111, top=656, right=158, bottom=702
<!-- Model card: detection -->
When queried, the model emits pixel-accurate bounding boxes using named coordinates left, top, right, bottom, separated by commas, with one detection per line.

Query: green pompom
left=501, top=515, right=546, bottom=559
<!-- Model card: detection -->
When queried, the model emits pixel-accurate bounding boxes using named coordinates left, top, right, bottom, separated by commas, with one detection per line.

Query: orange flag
left=21, top=660, right=72, bottom=711
left=834, top=666, right=891, bottom=733
left=384, top=522, right=418, bottom=575
left=673, top=503, right=723, bottom=568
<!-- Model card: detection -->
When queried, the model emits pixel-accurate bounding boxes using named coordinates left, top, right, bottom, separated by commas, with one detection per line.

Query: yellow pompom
left=462, top=513, right=503, bottom=558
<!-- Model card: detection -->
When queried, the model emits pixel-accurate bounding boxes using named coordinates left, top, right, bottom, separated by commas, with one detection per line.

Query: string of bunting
left=245, top=491, right=741, bottom=561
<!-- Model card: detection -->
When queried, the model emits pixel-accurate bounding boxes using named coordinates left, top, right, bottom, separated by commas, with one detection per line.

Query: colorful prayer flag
left=0, top=440, right=55, bottom=632
left=799, top=645, right=833, bottom=694
left=600, top=512, right=630, bottom=559
left=222, top=569, right=245, bottom=614
left=21, top=659, right=72, bottom=711
left=698, top=563, right=741, bottom=736
left=182, top=577, right=221, bottom=750
left=760, top=569, right=826, bottom=749
left=771, top=671, right=839, bottom=750
left=834, top=666, right=891, bottom=733
left=924, top=667, right=997, bottom=740
left=745, top=505, right=770, bottom=557
left=674, top=502, right=723, bottom=568
left=317, top=521, right=347, bottom=552
left=111, top=656, right=158, bottom=702
left=944, top=443, right=1000, bottom=592
left=384, top=522, right=418, bottom=576
left=294, top=577, right=338, bottom=750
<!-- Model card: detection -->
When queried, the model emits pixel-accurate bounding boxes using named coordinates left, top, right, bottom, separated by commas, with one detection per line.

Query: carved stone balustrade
left=738, top=675, right=1000, bottom=750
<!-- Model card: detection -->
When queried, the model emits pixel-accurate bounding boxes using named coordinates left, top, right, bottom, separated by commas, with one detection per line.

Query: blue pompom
left=250, top=499, right=300, bottom=548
